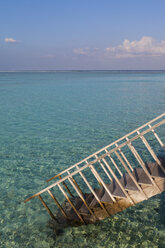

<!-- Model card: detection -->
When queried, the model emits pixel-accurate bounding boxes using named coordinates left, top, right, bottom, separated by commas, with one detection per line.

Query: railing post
left=58, top=175, right=73, bottom=197
left=126, top=138, right=161, bottom=192
left=148, top=124, right=164, bottom=148
left=102, top=158, right=134, bottom=205
left=95, top=154, right=113, bottom=182
left=105, top=149, right=123, bottom=176
left=38, top=195, right=57, bottom=221
left=57, top=184, right=85, bottom=224
left=76, top=165, right=110, bottom=217
left=114, top=150, right=148, bottom=200
left=67, top=172, right=97, bottom=220
left=85, top=160, right=116, bottom=203
left=115, top=144, right=134, bottom=172
left=47, top=189, right=68, bottom=220
left=137, top=131, right=165, bottom=173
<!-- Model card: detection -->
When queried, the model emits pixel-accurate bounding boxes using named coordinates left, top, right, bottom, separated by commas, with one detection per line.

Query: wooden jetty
left=24, top=113, right=165, bottom=228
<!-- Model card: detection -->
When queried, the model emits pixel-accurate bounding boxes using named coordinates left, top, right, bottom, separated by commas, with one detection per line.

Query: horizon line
left=1, top=69, right=165, bottom=72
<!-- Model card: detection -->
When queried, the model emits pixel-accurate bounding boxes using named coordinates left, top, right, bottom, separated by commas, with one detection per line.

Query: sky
left=1, top=0, right=165, bottom=70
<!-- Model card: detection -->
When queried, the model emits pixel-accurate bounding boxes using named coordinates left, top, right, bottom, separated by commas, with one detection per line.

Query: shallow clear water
left=0, top=71, right=165, bottom=248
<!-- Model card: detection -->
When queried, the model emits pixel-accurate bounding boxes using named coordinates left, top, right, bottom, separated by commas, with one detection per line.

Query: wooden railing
left=24, top=113, right=165, bottom=224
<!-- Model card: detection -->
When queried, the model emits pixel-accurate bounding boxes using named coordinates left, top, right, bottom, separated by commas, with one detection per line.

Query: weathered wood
left=24, top=113, right=165, bottom=229
left=148, top=124, right=164, bottom=148
left=95, top=154, right=113, bottom=182
left=102, top=158, right=134, bottom=204
left=89, top=187, right=106, bottom=207
left=133, top=168, right=152, bottom=185
left=67, top=172, right=97, bottom=220
left=109, top=179, right=127, bottom=198
left=145, top=162, right=165, bottom=178
left=46, top=113, right=165, bottom=183
left=137, top=130, right=165, bottom=173
left=75, top=166, right=110, bottom=216
left=87, top=161, right=116, bottom=203
left=114, top=150, right=144, bottom=192
left=57, top=184, right=85, bottom=224
left=126, top=140, right=160, bottom=191
left=58, top=175, right=73, bottom=197
left=105, top=149, right=123, bottom=176
left=115, top=144, right=134, bottom=172
left=120, top=173, right=139, bottom=192
left=38, top=195, right=57, bottom=221
left=47, top=189, right=68, bottom=219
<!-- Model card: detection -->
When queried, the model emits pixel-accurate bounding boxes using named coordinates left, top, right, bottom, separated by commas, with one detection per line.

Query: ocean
left=0, top=71, right=165, bottom=247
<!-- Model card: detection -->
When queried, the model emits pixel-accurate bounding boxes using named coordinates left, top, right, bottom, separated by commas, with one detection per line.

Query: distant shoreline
left=0, top=70, right=165, bottom=73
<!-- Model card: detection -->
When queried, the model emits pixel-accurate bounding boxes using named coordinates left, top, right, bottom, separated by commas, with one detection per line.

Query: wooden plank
left=87, top=162, right=116, bottom=203
left=115, top=145, right=134, bottom=172
left=101, top=179, right=126, bottom=203
left=148, top=124, right=164, bottom=148
left=79, top=193, right=94, bottom=213
left=101, top=191, right=114, bottom=203
left=95, top=154, right=113, bottom=182
left=25, top=118, right=165, bottom=203
left=102, top=158, right=134, bottom=204
left=67, top=172, right=97, bottom=220
left=114, top=150, right=142, bottom=192
left=57, top=184, right=85, bottom=224
left=126, top=140, right=159, bottom=190
left=145, top=162, right=165, bottom=178
left=38, top=195, right=57, bottom=221
left=47, top=189, right=68, bottom=219
left=89, top=187, right=106, bottom=208
left=133, top=168, right=152, bottom=185
left=109, top=179, right=126, bottom=198
left=105, top=149, right=123, bottom=176
left=58, top=175, right=73, bottom=197
left=120, top=173, right=139, bottom=192
left=46, top=114, right=165, bottom=184
left=76, top=166, right=110, bottom=216
left=137, top=131, right=165, bottom=173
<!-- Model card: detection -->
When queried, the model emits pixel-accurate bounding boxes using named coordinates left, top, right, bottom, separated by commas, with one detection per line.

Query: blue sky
left=1, top=0, right=165, bottom=70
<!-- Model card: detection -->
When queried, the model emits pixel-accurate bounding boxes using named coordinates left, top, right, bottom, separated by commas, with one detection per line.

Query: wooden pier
left=24, top=113, right=165, bottom=228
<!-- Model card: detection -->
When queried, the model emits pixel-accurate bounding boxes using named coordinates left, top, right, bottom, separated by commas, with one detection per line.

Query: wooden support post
left=148, top=124, right=164, bottom=148
left=126, top=138, right=161, bottom=192
left=67, top=172, right=97, bottom=220
left=58, top=175, right=73, bottom=197
left=57, top=184, right=85, bottom=224
left=38, top=195, right=57, bottom=221
left=115, top=144, right=134, bottom=172
left=137, top=131, right=165, bottom=173
left=114, top=151, right=148, bottom=200
left=76, top=165, right=110, bottom=217
left=95, top=155, right=113, bottom=182
left=85, top=160, right=103, bottom=188
left=47, top=189, right=68, bottom=220
left=105, top=149, right=123, bottom=176
left=66, top=172, right=83, bottom=195
left=86, top=160, right=116, bottom=203
left=102, top=158, right=134, bottom=205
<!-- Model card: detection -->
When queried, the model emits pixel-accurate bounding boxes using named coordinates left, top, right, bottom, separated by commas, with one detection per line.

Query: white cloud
left=4, top=38, right=18, bottom=43
left=73, top=47, right=99, bottom=56
left=105, top=36, right=165, bottom=58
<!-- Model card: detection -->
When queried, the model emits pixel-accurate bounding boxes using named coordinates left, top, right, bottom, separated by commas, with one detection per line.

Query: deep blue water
left=0, top=71, right=165, bottom=247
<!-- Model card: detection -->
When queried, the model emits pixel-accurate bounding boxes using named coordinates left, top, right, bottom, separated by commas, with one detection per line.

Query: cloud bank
left=73, top=47, right=99, bottom=56
left=105, top=36, right=165, bottom=58
left=5, top=38, right=18, bottom=43
left=73, top=37, right=165, bottom=60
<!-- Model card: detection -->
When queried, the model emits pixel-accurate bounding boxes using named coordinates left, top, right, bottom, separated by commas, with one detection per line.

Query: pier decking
left=24, top=113, right=165, bottom=228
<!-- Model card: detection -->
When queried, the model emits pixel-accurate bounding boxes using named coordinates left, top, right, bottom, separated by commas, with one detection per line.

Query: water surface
left=0, top=71, right=165, bottom=247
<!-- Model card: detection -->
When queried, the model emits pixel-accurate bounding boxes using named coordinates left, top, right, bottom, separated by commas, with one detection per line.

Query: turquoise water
left=0, top=71, right=165, bottom=248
